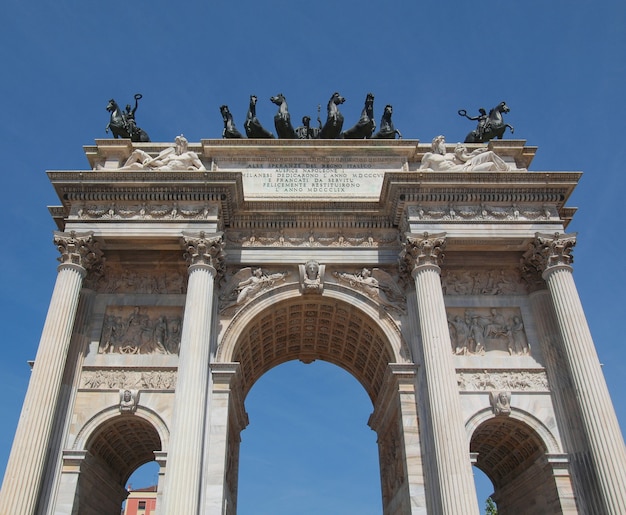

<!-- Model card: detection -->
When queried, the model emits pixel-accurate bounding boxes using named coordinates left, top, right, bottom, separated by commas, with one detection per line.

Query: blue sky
left=1, top=0, right=625, bottom=513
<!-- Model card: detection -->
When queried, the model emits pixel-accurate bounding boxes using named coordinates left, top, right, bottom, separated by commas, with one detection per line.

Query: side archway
left=68, top=408, right=165, bottom=515
left=468, top=410, right=572, bottom=514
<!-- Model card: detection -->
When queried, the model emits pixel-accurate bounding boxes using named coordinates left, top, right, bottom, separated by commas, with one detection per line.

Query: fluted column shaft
left=402, top=234, right=479, bottom=515
left=0, top=232, right=99, bottom=515
left=527, top=232, right=626, bottom=513
left=162, top=232, right=223, bottom=515
left=544, top=265, right=626, bottom=513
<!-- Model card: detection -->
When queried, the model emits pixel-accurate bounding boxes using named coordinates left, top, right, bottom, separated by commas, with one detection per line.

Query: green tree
left=485, top=496, right=498, bottom=514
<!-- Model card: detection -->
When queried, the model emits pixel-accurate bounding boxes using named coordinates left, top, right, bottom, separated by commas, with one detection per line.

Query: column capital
left=400, top=232, right=446, bottom=275
left=53, top=230, right=103, bottom=271
left=522, top=232, right=576, bottom=281
left=181, top=231, right=225, bottom=271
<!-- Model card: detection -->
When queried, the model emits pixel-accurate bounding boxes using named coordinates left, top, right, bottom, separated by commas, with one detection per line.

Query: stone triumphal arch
left=2, top=137, right=626, bottom=514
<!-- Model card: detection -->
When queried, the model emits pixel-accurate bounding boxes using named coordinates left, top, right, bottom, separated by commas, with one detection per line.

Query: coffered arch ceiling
left=231, top=297, right=397, bottom=404
left=470, top=416, right=547, bottom=489
left=86, top=415, right=162, bottom=485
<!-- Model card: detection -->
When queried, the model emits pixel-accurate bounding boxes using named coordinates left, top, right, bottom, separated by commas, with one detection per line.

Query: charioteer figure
left=106, top=93, right=150, bottom=142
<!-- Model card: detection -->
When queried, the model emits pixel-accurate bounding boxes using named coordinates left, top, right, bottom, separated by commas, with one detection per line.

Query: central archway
left=215, top=292, right=419, bottom=514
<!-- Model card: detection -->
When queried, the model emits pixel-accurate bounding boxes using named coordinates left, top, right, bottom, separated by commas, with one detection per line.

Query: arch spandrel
left=217, top=286, right=410, bottom=403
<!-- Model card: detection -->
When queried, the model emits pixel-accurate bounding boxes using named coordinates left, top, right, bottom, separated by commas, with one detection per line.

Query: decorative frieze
left=457, top=370, right=549, bottom=392
left=70, top=202, right=216, bottom=221
left=98, top=306, right=183, bottom=355
left=84, top=264, right=187, bottom=294
left=441, top=268, right=527, bottom=295
left=447, top=307, right=530, bottom=356
left=407, top=204, right=557, bottom=222
left=81, top=368, right=177, bottom=390
left=224, top=229, right=399, bottom=248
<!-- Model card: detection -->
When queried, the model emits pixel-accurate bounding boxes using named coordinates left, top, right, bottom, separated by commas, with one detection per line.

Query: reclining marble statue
left=120, top=135, right=205, bottom=171
left=420, top=135, right=511, bottom=172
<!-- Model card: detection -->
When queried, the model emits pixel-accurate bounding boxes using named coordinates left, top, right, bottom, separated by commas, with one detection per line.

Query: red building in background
left=123, top=485, right=157, bottom=515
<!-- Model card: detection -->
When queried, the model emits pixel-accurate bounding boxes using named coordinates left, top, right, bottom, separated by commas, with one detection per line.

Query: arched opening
left=470, top=417, right=560, bottom=514
left=218, top=296, right=416, bottom=514
left=238, top=360, right=381, bottom=514
left=76, top=415, right=162, bottom=515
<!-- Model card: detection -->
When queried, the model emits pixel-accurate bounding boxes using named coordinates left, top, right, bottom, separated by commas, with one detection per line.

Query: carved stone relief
left=378, top=414, right=405, bottom=506
left=407, top=204, right=557, bottom=222
left=333, top=268, right=406, bottom=314
left=441, top=268, right=527, bottom=295
left=84, top=263, right=187, bottom=294
left=219, top=267, right=289, bottom=312
left=489, top=390, right=512, bottom=416
left=224, top=230, right=399, bottom=248
left=71, top=202, right=216, bottom=222
left=98, top=306, right=183, bottom=355
left=119, top=389, right=139, bottom=413
left=299, top=260, right=325, bottom=294
left=81, top=369, right=177, bottom=390
left=457, top=370, right=548, bottom=392
left=447, top=307, right=530, bottom=355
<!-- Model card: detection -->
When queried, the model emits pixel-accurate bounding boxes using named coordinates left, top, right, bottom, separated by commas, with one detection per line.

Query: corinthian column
left=0, top=231, right=101, bottom=515
left=524, top=232, right=626, bottom=513
left=161, top=232, right=224, bottom=515
left=401, top=233, right=479, bottom=515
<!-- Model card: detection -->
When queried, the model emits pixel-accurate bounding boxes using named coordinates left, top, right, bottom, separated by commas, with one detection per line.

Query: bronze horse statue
left=319, top=92, right=345, bottom=139
left=461, top=101, right=514, bottom=143
left=373, top=104, right=402, bottom=139
left=342, top=92, right=375, bottom=139
left=105, top=95, right=150, bottom=142
left=220, top=105, right=243, bottom=138
left=244, top=95, right=274, bottom=138
left=270, top=93, right=297, bottom=139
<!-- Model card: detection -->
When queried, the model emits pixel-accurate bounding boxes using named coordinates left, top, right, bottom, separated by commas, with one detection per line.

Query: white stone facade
left=1, top=138, right=625, bottom=514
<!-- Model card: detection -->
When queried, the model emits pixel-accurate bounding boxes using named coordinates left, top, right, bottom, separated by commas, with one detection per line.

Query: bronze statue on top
left=105, top=94, right=150, bottom=142
left=295, top=115, right=322, bottom=139
left=342, top=92, right=376, bottom=139
left=319, top=92, right=345, bottom=139
left=270, top=93, right=297, bottom=139
left=220, top=105, right=243, bottom=138
left=244, top=95, right=274, bottom=139
left=372, top=104, right=402, bottom=139
left=459, top=101, right=514, bottom=143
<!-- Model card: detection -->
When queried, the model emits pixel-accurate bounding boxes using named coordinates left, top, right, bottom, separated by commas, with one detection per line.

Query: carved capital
left=53, top=231, right=103, bottom=271
left=181, top=231, right=225, bottom=272
left=400, top=232, right=446, bottom=272
left=521, top=232, right=576, bottom=281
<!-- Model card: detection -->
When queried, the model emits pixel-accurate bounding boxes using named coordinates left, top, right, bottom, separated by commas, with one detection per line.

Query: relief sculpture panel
left=98, top=306, right=183, bottom=355
left=446, top=307, right=530, bottom=356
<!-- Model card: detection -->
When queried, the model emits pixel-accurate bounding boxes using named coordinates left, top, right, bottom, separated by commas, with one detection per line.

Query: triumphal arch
left=2, top=133, right=626, bottom=514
